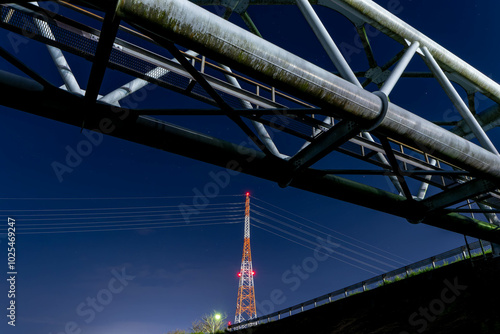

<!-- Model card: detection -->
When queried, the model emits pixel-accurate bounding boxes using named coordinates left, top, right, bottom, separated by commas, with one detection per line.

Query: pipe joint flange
left=365, top=91, right=389, bottom=132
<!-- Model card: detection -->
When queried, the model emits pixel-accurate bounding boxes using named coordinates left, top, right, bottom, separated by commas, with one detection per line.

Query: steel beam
left=84, top=9, right=120, bottom=104
left=281, top=120, right=361, bottom=187
left=379, top=136, right=412, bottom=199
left=417, top=158, right=436, bottom=200
left=3, top=69, right=500, bottom=242
left=355, top=25, right=377, bottom=69
left=4, top=69, right=500, bottom=242
left=421, top=47, right=498, bottom=155
left=297, top=0, right=361, bottom=88
left=219, top=64, right=287, bottom=159
left=379, top=41, right=419, bottom=96
left=419, top=178, right=498, bottom=215
left=31, top=2, right=83, bottom=95
left=318, top=0, right=500, bottom=102
left=452, top=104, right=500, bottom=140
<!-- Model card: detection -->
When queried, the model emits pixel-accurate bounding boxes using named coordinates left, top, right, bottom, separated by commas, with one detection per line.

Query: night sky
left=1, top=1, right=500, bottom=333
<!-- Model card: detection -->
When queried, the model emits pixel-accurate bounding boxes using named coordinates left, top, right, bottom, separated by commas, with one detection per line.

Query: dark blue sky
left=1, top=1, right=500, bottom=333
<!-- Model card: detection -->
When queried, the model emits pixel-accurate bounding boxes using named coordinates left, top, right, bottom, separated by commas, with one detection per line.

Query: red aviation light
left=246, top=192, right=250, bottom=196
left=252, top=271, right=255, bottom=276
left=237, top=272, right=242, bottom=277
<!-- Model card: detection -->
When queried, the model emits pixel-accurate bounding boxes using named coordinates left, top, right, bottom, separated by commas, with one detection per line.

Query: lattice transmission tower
left=235, top=192, right=257, bottom=326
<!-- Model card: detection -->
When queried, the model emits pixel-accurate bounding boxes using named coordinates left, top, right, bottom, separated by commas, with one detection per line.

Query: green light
left=215, top=314, right=221, bottom=320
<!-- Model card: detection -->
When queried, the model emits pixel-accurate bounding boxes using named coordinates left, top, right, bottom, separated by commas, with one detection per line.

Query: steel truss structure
left=235, top=193, right=257, bottom=327
left=2, top=0, right=500, bottom=243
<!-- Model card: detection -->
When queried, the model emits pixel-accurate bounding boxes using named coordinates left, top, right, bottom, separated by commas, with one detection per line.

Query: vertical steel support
left=295, top=0, right=405, bottom=194
left=379, top=41, right=419, bottom=96
left=219, top=64, right=287, bottom=159
left=417, top=158, right=437, bottom=200
left=423, top=43, right=500, bottom=254
left=84, top=10, right=121, bottom=104
left=296, top=0, right=361, bottom=88
left=46, top=46, right=82, bottom=94
left=421, top=47, right=498, bottom=155
left=295, top=0, right=404, bottom=194
left=361, top=132, right=404, bottom=195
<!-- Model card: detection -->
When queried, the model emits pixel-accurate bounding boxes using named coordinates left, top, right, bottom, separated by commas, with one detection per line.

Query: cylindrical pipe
left=115, top=0, right=500, bottom=181
left=295, top=0, right=403, bottom=197
left=31, top=2, right=82, bottom=94
left=187, top=0, right=500, bottom=104
left=417, top=158, right=436, bottom=200
left=421, top=47, right=498, bottom=155
left=219, top=64, right=287, bottom=159
left=46, top=46, right=82, bottom=95
left=380, top=41, right=419, bottom=96
left=296, top=0, right=361, bottom=88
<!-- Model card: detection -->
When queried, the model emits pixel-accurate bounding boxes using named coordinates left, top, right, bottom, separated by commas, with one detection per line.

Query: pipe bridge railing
left=229, top=240, right=491, bottom=330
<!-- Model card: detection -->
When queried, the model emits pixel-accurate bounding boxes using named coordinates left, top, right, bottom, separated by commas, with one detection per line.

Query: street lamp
left=211, top=313, right=222, bottom=333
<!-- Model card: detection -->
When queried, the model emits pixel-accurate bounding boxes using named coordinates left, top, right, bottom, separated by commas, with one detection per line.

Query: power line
left=0, top=194, right=245, bottom=200
left=251, top=195, right=411, bottom=263
left=6, top=221, right=242, bottom=235
left=0, top=202, right=244, bottom=212
left=19, top=215, right=243, bottom=227
left=251, top=222, right=379, bottom=275
left=19, top=209, right=244, bottom=221
left=252, top=217, right=386, bottom=273
left=13, top=206, right=243, bottom=217
left=251, top=206, right=402, bottom=268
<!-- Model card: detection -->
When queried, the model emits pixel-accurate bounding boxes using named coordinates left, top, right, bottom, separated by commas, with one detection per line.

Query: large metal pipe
left=115, top=0, right=500, bottom=182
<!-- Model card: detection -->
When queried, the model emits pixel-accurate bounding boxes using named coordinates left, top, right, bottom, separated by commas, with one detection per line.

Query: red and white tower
left=235, top=192, right=257, bottom=325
